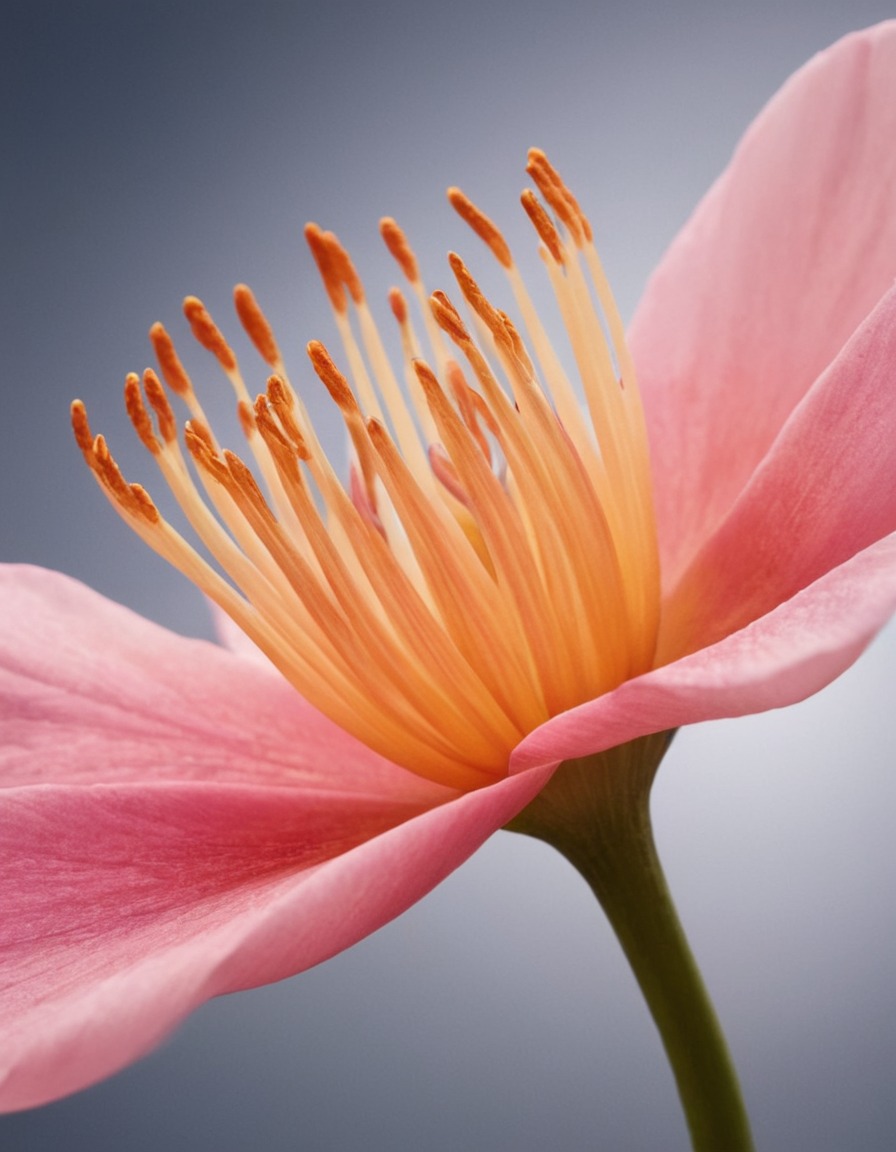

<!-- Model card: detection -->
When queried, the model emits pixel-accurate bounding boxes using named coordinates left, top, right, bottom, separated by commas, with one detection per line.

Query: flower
left=3, top=20, right=896, bottom=1112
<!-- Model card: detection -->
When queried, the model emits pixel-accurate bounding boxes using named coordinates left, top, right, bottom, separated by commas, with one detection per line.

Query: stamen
left=388, top=287, right=408, bottom=326
left=322, top=231, right=365, bottom=307
left=446, top=188, right=512, bottom=269
left=413, top=360, right=569, bottom=709
left=90, top=433, right=160, bottom=525
left=149, top=322, right=192, bottom=396
left=308, top=340, right=356, bottom=412
left=254, top=398, right=522, bottom=763
left=129, top=484, right=160, bottom=523
left=234, top=284, right=283, bottom=370
left=70, top=400, right=95, bottom=463
left=520, top=189, right=565, bottom=265
left=182, top=296, right=238, bottom=373
left=429, top=290, right=469, bottom=344
left=149, top=320, right=221, bottom=440
left=266, top=375, right=309, bottom=457
left=525, top=147, right=592, bottom=245
left=304, top=223, right=347, bottom=314
left=379, top=217, right=418, bottom=283
left=186, top=418, right=215, bottom=453
left=448, top=181, right=588, bottom=481
left=124, top=373, right=161, bottom=455
left=252, top=395, right=295, bottom=474
left=184, top=423, right=229, bottom=485
left=448, top=252, right=504, bottom=336
left=76, top=150, right=662, bottom=789
left=365, top=411, right=547, bottom=725
left=380, top=217, right=450, bottom=377
left=180, top=417, right=319, bottom=599
left=429, top=288, right=638, bottom=693
left=142, top=370, right=178, bottom=445
left=221, top=440, right=512, bottom=783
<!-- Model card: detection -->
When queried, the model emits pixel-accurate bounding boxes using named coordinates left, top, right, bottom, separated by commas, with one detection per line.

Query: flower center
left=72, top=149, right=660, bottom=791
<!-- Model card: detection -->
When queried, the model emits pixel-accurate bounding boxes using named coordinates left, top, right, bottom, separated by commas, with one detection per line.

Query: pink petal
left=0, top=566, right=440, bottom=803
left=0, top=567, right=557, bottom=1110
left=659, top=285, right=896, bottom=659
left=512, top=531, right=896, bottom=771
left=630, top=21, right=896, bottom=587
left=0, top=763, right=554, bottom=1111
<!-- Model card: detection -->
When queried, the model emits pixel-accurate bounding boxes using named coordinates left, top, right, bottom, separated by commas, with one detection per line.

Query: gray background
left=2, top=1, right=895, bottom=1149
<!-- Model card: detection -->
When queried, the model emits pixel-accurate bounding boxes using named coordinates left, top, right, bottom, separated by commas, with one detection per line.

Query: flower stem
left=505, top=732, right=755, bottom=1152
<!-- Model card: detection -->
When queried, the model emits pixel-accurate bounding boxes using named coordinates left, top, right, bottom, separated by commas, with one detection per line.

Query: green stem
left=506, top=732, right=754, bottom=1152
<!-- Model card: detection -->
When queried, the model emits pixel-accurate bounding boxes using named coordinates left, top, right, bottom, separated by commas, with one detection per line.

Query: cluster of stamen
left=73, top=150, right=660, bottom=791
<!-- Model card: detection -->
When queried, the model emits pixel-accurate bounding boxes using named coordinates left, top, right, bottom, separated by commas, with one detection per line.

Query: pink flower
left=3, top=21, right=896, bottom=1112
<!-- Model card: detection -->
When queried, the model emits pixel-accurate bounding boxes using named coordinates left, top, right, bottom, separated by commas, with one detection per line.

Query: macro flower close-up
left=2, top=5, right=896, bottom=1150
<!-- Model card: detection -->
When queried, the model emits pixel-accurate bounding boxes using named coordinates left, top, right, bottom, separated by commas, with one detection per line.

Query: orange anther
left=253, top=395, right=291, bottom=453
left=129, top=484, right=160, bottom=524
left=412, top=357, right=441, bottom=399
left=446, top=187, right=512, bottom=268
left=224, top=449, right=274, bottom=522
left=520, top=189, right=565, bottom=265
left=525, top=149, right=592, bottom=244
left=252, top=394, right=274, bottom=432
left=266, top=374, right=293, bottom=410
left=255, top=400, right=301, bottom=484
left=70, top=400, right=96, bottom=462
left=186, top=418, right=214, bottom=451
left=429, top=291, right=470, bottom=344
left=304, top=223, right=347, bottom=314
left=184, top=423, right=228, bottom=483
left=497, top=311, right=529, bottom=365
left=307, top=341, right=359, bottom=414
left=324, top=231, right=365, bottom=306
left=447, top=253, right=502, bottom=336
left=267, top=376, right=309, bottom=459
left=149, top=322, right=192, bottom=396
left=142, top=369, right=177, bottom=444
left=182, top=297, right=238, bottom=372
left=73, top=404, right=153, bottom=518
left=365, top=417, right=390, bottom=452
left=379, top=218, right=419, bottom=283
left=234, top=284, right=281, bottom=366
left=93, top=434, right=131, bottom=503
left=388, top=287, right=408, bottom=325
left=124, top=372, right=160, bottom=455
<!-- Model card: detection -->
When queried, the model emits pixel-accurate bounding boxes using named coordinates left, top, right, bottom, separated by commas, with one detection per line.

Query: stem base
left=506, top=733, right=754, bottom=1152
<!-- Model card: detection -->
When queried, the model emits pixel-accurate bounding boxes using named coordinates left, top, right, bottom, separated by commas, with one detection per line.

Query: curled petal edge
left=512, top=532, right=896, bottom=772
left=0, top=762, right=555, bottom=1112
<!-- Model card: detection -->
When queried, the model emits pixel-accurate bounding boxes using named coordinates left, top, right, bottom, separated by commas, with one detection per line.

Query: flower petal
left=630, top=21, right=896, bottom=586
left=512, top=531, right=896, bottom=771
left=0, top=763, right=554, bottom=1111
left=0, top=566, right=439, bottom=802
left=659, top=284, right=896, bottom=659
left=0, top=568, right=556, bottom=1110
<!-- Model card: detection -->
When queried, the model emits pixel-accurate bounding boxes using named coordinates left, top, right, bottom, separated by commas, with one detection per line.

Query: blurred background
left=2, top=1, right=895, bottom=1148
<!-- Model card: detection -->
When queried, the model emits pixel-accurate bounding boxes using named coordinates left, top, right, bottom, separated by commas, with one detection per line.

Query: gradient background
left=3, top=2, right=896, bottom=1149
